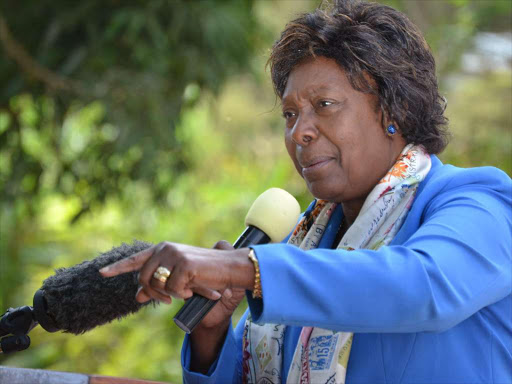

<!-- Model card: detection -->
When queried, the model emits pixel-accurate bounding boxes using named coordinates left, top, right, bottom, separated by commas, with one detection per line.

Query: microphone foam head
left=245, top=188, right=300, bottom=242
left=38, top=241, right=154, bottom=334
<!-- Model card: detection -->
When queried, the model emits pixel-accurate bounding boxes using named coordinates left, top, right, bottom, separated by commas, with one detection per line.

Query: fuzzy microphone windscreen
left=37, top=241, right=155, bottom=335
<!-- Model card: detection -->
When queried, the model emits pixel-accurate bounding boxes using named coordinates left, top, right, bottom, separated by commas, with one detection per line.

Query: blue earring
left=386, top=124, right=397, bottom=136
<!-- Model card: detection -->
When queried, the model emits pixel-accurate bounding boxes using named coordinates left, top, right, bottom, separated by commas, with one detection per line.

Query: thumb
left=213, top=240, right=235, bottom=251
left=222, top=288, right=233, bottom=299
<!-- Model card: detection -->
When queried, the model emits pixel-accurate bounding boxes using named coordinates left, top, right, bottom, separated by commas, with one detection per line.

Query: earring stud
left=386, top=124, right=397, bottom=136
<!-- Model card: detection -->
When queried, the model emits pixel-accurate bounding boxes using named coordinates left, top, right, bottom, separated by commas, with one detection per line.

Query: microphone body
left=173, top=225, right=270, bottom=334
left=233, top=225, right=270, bottom=248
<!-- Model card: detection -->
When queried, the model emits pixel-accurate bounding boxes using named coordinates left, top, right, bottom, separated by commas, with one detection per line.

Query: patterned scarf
left=242, top=144, right=431, bottom=384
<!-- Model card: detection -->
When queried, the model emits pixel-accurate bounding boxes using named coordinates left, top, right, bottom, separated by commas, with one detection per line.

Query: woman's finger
left=163, top=263, right=191, bottom=299
left=99, top=246, right=156, bottom=277
left=192, top=285, right=222, bottom=301
left=137, top=243, right=180, bottom=300
left=149, top=274, right=168, bottom=292
left=138, top=244, right=172, bottom=287
left=139, top=262, right=175, bottom=302
left=136, top=285, right=172, bottom=304
left=221, top=288, right=233, bottom=300
left=148, top=272, right=178, bottom=299
left=135, top=286, right=152, bottom=303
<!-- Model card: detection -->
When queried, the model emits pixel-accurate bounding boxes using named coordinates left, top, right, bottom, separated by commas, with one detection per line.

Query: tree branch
left=0, top=13, right=78, bottom=93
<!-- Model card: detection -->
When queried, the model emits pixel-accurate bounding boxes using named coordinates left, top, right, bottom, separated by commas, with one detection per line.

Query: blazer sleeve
left=181, top=310, right=248, bottom=383
left=248, top=172, right=512, bottom=333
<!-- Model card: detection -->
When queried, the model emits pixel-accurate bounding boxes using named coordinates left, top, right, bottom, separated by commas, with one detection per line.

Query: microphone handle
left=173, top=226, right=269, bottom=333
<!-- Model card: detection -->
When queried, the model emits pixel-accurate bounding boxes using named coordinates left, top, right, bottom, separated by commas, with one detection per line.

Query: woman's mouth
left=301, top=158, right=334, bottom=177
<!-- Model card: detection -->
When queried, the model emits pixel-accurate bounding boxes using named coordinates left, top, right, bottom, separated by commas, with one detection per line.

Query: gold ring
left=153, top=266, right=171, bottom=283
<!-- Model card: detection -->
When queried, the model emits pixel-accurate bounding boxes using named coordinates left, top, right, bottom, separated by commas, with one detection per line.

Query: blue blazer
left=182, top=156, right=512, bottom=384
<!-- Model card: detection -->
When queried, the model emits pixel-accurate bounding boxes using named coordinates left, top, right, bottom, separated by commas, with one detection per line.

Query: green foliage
left=441, top=71, right=512, bottom=174
left=0, top=0, right=510, bottom=383
left=380, top=0, right=512, bottom=76
left=0, top=0, right=263, bottom=220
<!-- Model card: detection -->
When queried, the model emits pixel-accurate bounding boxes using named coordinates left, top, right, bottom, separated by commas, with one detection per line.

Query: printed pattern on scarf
left=243, top=145, right=431, bottom=384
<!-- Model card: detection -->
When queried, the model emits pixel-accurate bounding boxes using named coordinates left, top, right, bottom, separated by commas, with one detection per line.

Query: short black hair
left=269, top=0, right=449, bottom=154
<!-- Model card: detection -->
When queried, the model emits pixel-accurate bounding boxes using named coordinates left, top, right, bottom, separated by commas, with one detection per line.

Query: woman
left=100, top=1, right=512, bottom=383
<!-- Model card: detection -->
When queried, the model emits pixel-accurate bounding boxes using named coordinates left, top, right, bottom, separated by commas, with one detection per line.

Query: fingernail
left=99, top=266, right=109, bottom=273
left=212, top=291, right=222, bottom=300
left=137, top=297, right=151, bottom=303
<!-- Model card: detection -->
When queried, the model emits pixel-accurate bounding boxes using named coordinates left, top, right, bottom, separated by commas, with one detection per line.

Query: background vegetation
left=1, top=0, right=510, bottom=382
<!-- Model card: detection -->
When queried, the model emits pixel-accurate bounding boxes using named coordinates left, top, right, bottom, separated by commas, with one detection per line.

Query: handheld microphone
left=173, top=188, right=300, bottom=333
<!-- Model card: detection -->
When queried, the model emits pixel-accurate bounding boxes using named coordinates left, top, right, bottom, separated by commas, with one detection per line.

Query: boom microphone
left=173, top=188, right=300, bottom=333
left=33, top=241, right=154, bottom=334
left=33, top=241, right=155, bottom=335
left=1, top=241, right=154, bottom=353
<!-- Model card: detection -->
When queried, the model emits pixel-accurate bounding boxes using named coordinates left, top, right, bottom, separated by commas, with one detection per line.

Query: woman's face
left=282, top=57, right=406, bottom=205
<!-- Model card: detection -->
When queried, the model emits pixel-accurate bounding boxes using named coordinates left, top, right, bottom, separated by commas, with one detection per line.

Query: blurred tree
left=0, top=0, right=267, bottom=316
left=0, top=0, right=263, bottom=221
left=382, top=0, right=512, bottom=76
left=442, top=70, right=511, bottom=174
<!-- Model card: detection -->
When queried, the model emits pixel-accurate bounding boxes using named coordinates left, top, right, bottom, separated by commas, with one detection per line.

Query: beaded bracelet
left=247, top=248, right=262, bottom=299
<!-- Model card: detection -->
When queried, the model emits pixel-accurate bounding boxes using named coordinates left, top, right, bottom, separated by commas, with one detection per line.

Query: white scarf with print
left=242, top=144, right=431, bottom=384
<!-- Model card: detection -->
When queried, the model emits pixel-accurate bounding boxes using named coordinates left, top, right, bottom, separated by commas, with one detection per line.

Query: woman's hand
left=99, top=240, right=254, bottom=306
left=100, top=240, right=251, bottom=374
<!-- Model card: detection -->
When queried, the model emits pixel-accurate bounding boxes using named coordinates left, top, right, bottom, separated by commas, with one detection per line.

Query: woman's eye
left=282, top=111, right=296, bottom=120
left=319, top=100, right=333, bottom=107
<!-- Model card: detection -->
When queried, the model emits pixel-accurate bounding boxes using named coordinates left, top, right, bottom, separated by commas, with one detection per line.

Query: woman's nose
left=290, top=111, right=318, bottom=146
